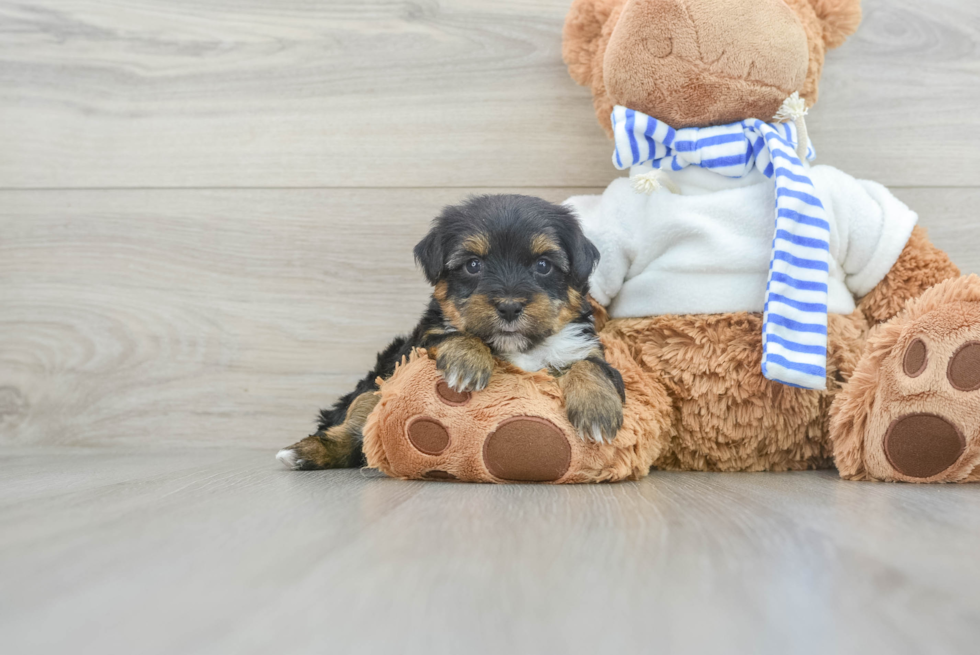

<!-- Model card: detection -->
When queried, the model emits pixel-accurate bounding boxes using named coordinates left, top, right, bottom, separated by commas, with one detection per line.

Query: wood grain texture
left=1, top=0, right=978, bottom=189
left=2, top=449, right=979, bottom=655
left=0, top=187, right=598, bottom=448
left=2, top=3, right=980, bottom=652
left=1, top=187, right=977, bottom=449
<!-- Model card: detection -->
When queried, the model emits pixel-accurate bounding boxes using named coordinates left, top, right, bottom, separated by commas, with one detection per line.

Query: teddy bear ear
left=808, top=0, right=863, bottom=50
left=562, top=0, right=625, bottom=86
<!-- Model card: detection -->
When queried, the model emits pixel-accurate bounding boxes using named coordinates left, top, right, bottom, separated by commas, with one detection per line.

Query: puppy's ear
left=413, top=225, right=445, bottom=285
left=552, top=206, right=600, bottom=287
left=569, top=232, right=600, bottom=288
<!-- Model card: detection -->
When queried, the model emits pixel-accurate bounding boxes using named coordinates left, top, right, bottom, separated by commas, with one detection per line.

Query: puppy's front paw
left=435, top=335, right=494, bottom=392
left=565, top=384, right=623, bottom=444
left=561, top=363, right=624, bottom=443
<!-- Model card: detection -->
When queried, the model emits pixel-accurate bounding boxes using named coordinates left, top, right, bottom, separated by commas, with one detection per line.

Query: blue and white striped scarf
left=611, top=105, right=829, bottom=390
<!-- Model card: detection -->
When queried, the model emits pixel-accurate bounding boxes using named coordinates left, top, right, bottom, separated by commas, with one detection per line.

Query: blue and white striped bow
left=611, top=105, right=829, bottom=390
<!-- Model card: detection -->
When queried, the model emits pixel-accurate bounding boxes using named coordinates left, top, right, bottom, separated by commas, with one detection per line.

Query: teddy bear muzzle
left=602, top=0, right=809, bottom=128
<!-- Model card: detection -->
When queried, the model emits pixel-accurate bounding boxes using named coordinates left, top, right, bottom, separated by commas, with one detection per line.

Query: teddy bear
left=360, top=0, right=980, bottom=484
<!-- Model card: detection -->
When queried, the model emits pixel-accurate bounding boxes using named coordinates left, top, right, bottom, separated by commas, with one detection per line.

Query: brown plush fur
left=808, top=0, right=864, bottom=49
left=563, top=0, right=861, bottom=135
left=365, top=307, right=873, bottom=479
left=362, top=334, right=672, bottom=483
left=857, top=225, right=960, bottom=326
left=358, top=0, right=977, bottom=484
left=563, top=0, right=626, bottom=89
left=830, top=275, right=980, bottom=482
left=366, top=262, right=977, bottom=481
left=603, top=0, right=809, bottom=129
left=602, top=310, right=868, bottom=471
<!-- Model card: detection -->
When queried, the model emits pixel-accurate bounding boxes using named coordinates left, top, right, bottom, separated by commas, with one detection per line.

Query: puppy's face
left=414, top=195, right=599, bottom=353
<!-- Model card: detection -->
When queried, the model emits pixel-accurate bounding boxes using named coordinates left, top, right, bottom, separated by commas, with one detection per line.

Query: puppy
left=277, top=194, right=625, bottom=470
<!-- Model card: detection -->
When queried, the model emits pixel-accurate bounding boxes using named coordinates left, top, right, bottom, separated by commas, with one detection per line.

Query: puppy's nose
left=495, top=300, right=525, bottom=322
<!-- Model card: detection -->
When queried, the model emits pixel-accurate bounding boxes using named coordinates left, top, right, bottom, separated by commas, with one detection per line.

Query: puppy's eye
left=535, top=258, right=553, bottom=275
left=465, top=258, right=482, bottom=275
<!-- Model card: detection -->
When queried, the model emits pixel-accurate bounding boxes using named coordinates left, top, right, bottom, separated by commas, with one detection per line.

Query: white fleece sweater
left=565, top=164, right=917, bottom=318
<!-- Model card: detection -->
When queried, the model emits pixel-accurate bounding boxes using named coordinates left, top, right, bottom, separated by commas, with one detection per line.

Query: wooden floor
left=2, top=1, right=980, bottom=653
left=3, top=449, right=980, bottom=655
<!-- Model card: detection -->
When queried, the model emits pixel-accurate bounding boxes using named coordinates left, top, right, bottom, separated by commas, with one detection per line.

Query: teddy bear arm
left=856, top=225, right=960, bottom=326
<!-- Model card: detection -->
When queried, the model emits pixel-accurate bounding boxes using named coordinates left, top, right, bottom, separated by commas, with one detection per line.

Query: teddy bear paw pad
left=947, top=341, right=980, bottom=391
left=407, top=417, right=451, bottom=455
left=870, top=330, right=980, bottom=481
left=832, top=276, right=980, bottom=483
left=879, top=333, right=980, bottom=480
left=482, top=417, right=571, bottom=482
left=435, top=381, right=471, bottom=406
left=884, top=414, right=965, bottom=479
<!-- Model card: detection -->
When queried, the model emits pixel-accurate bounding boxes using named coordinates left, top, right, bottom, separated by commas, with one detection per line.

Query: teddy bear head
left=563, top=0, right=862, bottom=135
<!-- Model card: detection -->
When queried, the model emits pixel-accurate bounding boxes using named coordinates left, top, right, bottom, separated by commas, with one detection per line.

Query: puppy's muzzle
left=494, top=299, right=526, bottom=324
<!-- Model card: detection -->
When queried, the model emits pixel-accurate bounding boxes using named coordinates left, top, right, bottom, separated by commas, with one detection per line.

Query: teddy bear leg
left=370, top=375, right=582, bottom=483
left=830, top=275, right=980, bottom=482
left=362, top=337, right=671, bottom=483
left=277, top=392, right=379, bottom=470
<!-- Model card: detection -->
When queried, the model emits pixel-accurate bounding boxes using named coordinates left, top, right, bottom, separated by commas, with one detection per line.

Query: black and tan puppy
left=277, top=194, right=625, bottom=470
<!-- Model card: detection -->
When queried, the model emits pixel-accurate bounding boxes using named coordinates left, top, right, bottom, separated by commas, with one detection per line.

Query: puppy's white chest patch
left=503, top=323, right=598, bottom=372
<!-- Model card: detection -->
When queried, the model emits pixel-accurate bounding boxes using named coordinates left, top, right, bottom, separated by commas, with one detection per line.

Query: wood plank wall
left=1, top=0, right=978, bottom=449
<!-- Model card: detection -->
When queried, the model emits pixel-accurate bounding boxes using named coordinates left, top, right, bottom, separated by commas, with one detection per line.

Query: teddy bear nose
left=495, top=300, right=525, bottom=322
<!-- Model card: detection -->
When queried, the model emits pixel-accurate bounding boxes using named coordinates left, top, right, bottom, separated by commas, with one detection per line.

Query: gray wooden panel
left=894, top=187, right=980, bottom=274
left=811, top=0, right=980, bottom=186
left=0, top=187, right=597, bottom=448
left=1, top=186, right=976, bottom=449
left=2, top=449, right=979, bottom=655
left=1, top=0, right=978, bottom=189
